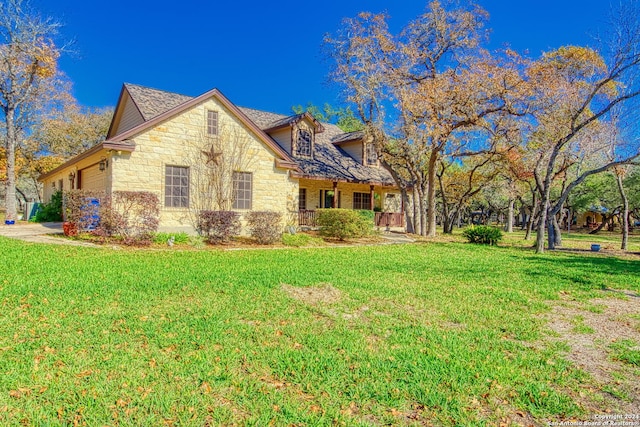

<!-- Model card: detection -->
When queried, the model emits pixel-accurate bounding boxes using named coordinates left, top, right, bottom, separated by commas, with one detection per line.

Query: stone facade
left=109, top=97, right=298, bottom=229
left=39, top=84, right=405, bottom=232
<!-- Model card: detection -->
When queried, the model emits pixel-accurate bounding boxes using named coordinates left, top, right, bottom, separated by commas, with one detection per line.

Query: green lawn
left=0, top=236, right=638, bottom=425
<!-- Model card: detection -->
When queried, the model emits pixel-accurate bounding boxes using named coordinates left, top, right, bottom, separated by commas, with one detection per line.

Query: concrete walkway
left=379, top=230, right=416, bottom=244
left=0, top=222, right=98, bottom=247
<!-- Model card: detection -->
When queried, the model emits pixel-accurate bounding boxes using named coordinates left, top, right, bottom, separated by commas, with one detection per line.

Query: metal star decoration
left=201, top=145, right=222, bottom=166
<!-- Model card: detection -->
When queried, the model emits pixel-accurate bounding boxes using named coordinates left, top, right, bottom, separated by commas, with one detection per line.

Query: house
left=39, top=84, right=404, bottom=232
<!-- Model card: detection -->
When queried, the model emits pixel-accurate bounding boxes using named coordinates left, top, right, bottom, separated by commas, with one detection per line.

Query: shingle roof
left=296, top=123, right=394, bottom=186
left=237, top=107, right=287, bottom=129
left=124, top=83, right=193, bottom=121
left=125, top=84, right=395, bottom=186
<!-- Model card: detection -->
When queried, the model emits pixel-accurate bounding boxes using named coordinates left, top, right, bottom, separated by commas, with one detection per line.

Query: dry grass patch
left=546, top=291, right=640, bottom=413
left=280, top=283, right=342, bottom=306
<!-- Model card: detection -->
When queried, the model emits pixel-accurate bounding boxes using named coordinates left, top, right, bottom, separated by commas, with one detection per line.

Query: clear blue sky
left=34, top=0, right=612, bottom=115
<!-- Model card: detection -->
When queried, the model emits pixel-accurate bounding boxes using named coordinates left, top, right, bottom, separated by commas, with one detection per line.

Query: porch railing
left=375, top=212, right=404, bottom=228
left=298, top=209, right=317, bottom=227
left=298, top=210, right=404, bottom=228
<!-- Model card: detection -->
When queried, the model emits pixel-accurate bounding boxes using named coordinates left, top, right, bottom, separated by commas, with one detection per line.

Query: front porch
left=296, top=178, right=404, bottom=228
left=298, top=210, right=404, bottom=228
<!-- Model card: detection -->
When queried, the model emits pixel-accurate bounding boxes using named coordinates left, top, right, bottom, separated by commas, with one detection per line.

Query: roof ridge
left=124, top=82, right=194, bottom=99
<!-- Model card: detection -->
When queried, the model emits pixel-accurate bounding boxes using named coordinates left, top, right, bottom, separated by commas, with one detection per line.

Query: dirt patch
left=546, top=291, right=640, bottom=413
left=281, top=283, right=342, bottom=306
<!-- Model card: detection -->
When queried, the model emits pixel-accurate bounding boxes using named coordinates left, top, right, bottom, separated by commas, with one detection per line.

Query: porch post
left=401, top=195, right=405, bottom=227
left=332, top=181, right=338, bottom=208
left=370, top=185, right=375, bottom=211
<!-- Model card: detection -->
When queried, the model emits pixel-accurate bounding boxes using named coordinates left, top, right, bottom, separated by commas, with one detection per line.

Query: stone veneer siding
left=110, top=96, right=298, bottom=229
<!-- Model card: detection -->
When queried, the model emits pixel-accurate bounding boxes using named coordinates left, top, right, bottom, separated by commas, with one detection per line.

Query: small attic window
left=365, top=143, right=378, bottom=166
left=296, top=129, right=312, bottom=157
left=207, top=110, right=218, bottom=136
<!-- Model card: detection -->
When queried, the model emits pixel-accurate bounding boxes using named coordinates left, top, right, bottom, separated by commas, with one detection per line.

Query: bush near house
left=96, top=191, right=160, bottom=246
left=63, top=190, right=105, bottom=230
left=33, top=190, right=63, bottom=222
left=198, top=210, right=241, bottom=244
left=316, top=208, right=372, bottom=240
left=64, top=190, right=160, bottom=246
left=462, top=225, right=503, bottom=245
left=355, top=209, right=375, bottom=223
left=246, top=211, right=283, bottom=244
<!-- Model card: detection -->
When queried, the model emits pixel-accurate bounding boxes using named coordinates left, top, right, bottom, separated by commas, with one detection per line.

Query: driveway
left=0, top=222, right=97, bottom=247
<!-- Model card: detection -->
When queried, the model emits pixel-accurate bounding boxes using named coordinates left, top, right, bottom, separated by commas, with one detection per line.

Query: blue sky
left=35, top=0, right=612, bottom=115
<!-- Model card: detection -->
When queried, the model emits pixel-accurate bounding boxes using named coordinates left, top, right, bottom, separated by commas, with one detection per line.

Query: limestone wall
left=110, top=96, right=299, bottom=229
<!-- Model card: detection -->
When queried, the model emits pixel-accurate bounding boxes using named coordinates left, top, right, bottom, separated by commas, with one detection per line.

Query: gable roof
left=102, top=84, right=395, bottom=186
left=123, top=83, right=193, bottom=121
left=119, top=84, right=394, bottom=186
left=107, top=84, right=299, bottom=170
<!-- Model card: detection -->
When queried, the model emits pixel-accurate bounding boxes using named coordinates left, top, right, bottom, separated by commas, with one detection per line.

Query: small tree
left=185, top=124, right=258, bottom=233
left=0, top=0, right=68, bottom=222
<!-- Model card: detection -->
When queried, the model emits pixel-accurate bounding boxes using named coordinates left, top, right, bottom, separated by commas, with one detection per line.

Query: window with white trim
left=232, top=171, right=252, bottom=210
left=165, top=165, right=190, bottom=208
left=207, top=110, right=218, bottom=136
left=365, top=143, right=378, bottom=166
left=296, top=129, right=312, bottom=157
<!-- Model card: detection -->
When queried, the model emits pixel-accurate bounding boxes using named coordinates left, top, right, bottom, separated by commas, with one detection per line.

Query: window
left=232, top=171, right=252, bottom=210
left=319, top=189, right=341, bottom=208
left=296, top=129, right=312, bottom=157
left=165, top=165, right=190, bottom=208
left=207, top=110, right=218, bottom=136
left=353, top=192, right=371, bottom=210
left=365, top=143, right=377, bottom=165
left=298, top=188, right=307, bottom=210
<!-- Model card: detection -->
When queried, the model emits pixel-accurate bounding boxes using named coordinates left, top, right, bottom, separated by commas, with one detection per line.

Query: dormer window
left=365, top=143, right=378, bottom=166
left=296, top=129, right=312, bottom=157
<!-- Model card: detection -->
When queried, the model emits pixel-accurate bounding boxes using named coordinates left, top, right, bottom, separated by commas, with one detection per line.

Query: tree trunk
left=419, top=185, right=427, bottom=236
left=553, top=214, right=562, bottom=246
left=536, top=199, right=549, bottom=253
left=618, top=174, right=628, bottom=249
left=401, top=188, right=415, bottom=234
left=524, top=194, right=537, bottom=241
left=506, top=198, right=514, bottom=233
left=4, top=108, right=17, bottom=223
left=412, top=186, right=420, bottom=236
left=426, top=153, right=438, bottom=237
left=588, top=214, right=611, bottom=234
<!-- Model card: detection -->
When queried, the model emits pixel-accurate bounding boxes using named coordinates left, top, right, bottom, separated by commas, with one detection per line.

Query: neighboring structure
left=39, top=84, right=404, bottom=231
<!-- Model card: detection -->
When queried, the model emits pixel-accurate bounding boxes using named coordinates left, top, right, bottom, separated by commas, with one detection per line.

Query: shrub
left=64, top=190, right=160, bottom=246
left=316, top=209, right=372, bottom=240
left=96, top=191, right=160, bottom=245
left=198, top=211, right=241, bottom=244
left=462, top=225, right=503, bottom=245
left=63, top=190, right=105, bottom=230
left=33, top=191, right=63, bottom=222
left=246, top=211, right=282, bottom=244
left=355, top=209, right=375, bottom=223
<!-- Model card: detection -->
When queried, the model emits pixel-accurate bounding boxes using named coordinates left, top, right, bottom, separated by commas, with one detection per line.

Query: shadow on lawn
left=504, top=246, right=640, bottom=293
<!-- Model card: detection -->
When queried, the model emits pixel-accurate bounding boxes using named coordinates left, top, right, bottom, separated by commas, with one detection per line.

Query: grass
left=281, top=232, right=326, bottom=247
left=0, top=235, right=639, bottom=425
left=500, top=229, right=640, bottom=253
left=609, top=340, right=640, bottom=367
